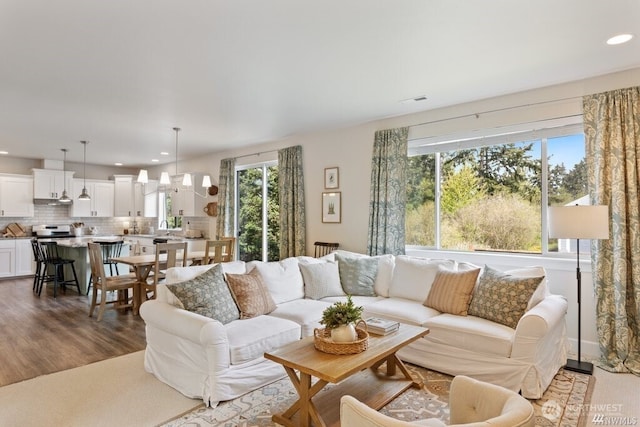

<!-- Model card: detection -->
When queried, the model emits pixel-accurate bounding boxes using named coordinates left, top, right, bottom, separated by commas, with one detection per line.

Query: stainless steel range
left=32, top=224, right=73, bottom=238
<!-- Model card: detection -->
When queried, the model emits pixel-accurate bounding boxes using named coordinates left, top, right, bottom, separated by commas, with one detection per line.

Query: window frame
left=407, top=120, right=585, bottom=258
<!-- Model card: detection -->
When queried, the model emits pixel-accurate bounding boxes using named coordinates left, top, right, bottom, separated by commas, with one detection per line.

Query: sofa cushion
left=424, top=313, right=515, bottom=357
left=468, top=265, right=544, bottom=329
left=424, top=267, right=481, bottom=315
left=226, top=269, right=277, bottom=319
left=335, top=253, right=378, bottom=296
left=299, top=261, right=345, bottom=300
left=165, top=264, right=240, bottom=324
left=268, top=299, right=331, bottom=337
left=225, top=315, right=301, bottom=365
left=389, top=256, right=456, bottom=302
left=247, top=258, right=305, bottom=304
left=504, top=266, right=550, bottom=310
left=363, top=297, right=440, bottom=326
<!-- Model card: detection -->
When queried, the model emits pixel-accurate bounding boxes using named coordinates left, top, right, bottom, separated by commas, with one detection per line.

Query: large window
left=236, top=162, right=279, bottom=262
left=406, top=123, right=587, bottom=255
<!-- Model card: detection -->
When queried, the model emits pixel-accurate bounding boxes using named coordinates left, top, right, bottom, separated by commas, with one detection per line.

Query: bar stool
left=38, top=241, right=81, bottom=298
left=30, top=239, right=46, bottom=294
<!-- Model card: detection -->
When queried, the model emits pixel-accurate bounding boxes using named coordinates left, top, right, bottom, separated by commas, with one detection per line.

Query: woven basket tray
left=314, top=320, right=369, bottom=355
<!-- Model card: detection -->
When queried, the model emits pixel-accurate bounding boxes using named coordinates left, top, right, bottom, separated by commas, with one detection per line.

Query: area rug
left=162, top=364, right=594, bottom=427
left=0, top=351, right=202, bottom=427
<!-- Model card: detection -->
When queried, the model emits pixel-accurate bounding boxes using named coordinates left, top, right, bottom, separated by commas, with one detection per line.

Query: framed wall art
left=322, top=192, right=341, bottom=223
left=324, top=167, right=339, bottom=189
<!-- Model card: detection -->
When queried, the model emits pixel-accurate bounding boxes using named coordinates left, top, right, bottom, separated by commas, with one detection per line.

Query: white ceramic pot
left=330, top=323, right=357, bottom=342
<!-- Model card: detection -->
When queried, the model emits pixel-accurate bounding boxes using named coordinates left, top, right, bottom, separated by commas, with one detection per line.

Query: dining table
left=110, top=250, right=206, bottom=314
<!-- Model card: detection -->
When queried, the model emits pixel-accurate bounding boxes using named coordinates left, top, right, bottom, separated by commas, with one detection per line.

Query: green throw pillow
left=334, top=253, right=378, bottom=296
left=166, top=264, right=240, bottom=324
left=467, top=265, right=544, bottom=329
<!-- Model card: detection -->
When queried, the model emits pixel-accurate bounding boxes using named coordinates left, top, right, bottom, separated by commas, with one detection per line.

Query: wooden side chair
left=88, top=242, right=136, bottom=321
left=203, top=239, right=233, bottom=264
left=314, top=241, right=339, bottom=258
left=143, top=242, right=188, bottom=300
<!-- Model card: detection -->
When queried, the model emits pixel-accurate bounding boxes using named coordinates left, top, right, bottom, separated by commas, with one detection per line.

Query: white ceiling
left=1, top=0, right=639, bottom=168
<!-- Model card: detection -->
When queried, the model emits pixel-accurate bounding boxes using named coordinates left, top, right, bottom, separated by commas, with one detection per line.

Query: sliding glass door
left=235, top=162, right=279, bottom=262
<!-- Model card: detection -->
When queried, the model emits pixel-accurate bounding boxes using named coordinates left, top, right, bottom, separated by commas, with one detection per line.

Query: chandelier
left=137, top=127, right=212, bottom=197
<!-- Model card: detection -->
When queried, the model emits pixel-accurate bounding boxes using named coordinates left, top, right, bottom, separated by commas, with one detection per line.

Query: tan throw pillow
left=424, top=268, right=481, bottom=315
left=226, top=269, right=277, bottom=319
left=467, top=265, right=544, bottom=329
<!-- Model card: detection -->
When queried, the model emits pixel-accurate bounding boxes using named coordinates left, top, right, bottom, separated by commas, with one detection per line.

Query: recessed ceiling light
left=160, top=152, right=169, bottom=156
left=0, top=151, right=8, bottom=155
left=151, top=159, right=159, bottom=163
left=606, top=33, right=633, bottom=45
left=114, top=162, right=123, bottom=166
left=400, top=95, right=428, bottom=104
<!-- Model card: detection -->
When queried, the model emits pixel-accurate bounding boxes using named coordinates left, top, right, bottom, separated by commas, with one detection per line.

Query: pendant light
left=78, top=140, right=91, bottom=200
left=57, top=148, right=72, bottom=204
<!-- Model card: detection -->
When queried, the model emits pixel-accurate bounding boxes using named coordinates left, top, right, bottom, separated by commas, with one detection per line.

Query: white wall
left=158, top=67, right=640, bottom=358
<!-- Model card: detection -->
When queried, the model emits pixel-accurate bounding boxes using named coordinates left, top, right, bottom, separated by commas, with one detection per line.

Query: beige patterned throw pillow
left=226, top=269, right=277, bottom=319
left=467, top=265, right=544, bottom=329
left=424, top=268, right=481, bottom=315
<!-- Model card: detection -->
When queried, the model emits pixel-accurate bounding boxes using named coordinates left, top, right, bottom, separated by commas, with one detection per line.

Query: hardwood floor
left=0, top=276, right=146, bottom=387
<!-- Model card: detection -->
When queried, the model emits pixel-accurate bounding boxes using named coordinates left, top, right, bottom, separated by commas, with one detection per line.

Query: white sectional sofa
left=139, top=250, right=568, bottom=407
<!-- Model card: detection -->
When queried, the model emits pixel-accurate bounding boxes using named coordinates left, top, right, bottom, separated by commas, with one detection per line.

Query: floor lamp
left=548, top=204, right=609, bottom=375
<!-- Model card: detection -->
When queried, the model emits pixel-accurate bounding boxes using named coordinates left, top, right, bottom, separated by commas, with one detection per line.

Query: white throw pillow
left=389, top=256, right=456, bottom=302
left=247, top=257, right=304, bottom=304
left=504, top=266, right=549, bottom=310
left=299, top=261, right=345, bottom=300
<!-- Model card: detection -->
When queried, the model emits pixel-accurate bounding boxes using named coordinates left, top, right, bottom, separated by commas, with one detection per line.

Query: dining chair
left=221, top=236, right=236, bottom=261
left=143, top=242, right=188, bottom=300
left=87, top=240, right=125, bottom=294
left=37, top=241, right=81, bottom=298
left=88, top=242, right=136, bottom=321
left=203, top=239, right=233, bottom=264
left=314, top=241, right=339, bottom=258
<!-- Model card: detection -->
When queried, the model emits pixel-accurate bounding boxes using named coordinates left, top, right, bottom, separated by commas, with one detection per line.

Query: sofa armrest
left=140, top=300, right=229, bottom=348
left=511, top=294, right=568, bottom=359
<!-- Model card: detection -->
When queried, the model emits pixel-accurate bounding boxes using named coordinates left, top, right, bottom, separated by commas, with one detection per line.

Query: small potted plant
left=320, top=295, right=364, bottom=342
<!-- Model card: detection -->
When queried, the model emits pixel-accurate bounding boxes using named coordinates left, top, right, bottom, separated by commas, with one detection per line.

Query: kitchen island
left=41, top=236, right=131, bottom=295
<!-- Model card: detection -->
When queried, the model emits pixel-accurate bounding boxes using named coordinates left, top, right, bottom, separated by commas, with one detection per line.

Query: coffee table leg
left=276, top=366, right=327, bottom=427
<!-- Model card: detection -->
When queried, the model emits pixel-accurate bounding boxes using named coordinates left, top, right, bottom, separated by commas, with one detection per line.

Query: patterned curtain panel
left=367, top=127, right=409, bottom=256
left=278, top=145, right=306, bottom=258
left=216, top=158, right=236, bottom=240
left=584, top=86, right=640, bottom=376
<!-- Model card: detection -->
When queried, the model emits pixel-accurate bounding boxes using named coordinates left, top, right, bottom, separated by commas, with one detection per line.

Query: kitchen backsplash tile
left=1, top=205, right=212, bottom=237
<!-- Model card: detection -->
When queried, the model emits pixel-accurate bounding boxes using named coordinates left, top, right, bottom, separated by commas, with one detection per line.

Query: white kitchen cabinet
left=32, top=169, right=74, bottom=200
left=0, top=174, right=34, bottom=217
left=171, top=174, right=208, bottom=217
left=114, top=175, right=135, bottom=217
left=114, top=175, right=157, bottom=218
left=71, top=179, right=114, bottom=217
left=15, top=238, right=35, bottom=276
left=0, top=240, right=16, bottom=277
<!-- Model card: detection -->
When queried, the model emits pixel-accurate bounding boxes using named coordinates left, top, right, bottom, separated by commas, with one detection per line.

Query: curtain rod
left=409, top=95, right=583, bottom=129
left=233, top=149, right=279, bottom=160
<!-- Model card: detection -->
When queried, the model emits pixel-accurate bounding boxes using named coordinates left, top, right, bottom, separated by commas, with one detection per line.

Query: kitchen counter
left=44, top=237, right=131, bottom=294
left=41, top=236, right=129, bottom=248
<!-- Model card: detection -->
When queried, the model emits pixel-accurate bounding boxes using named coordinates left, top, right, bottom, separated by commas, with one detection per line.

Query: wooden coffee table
left=264, top=323, right=429, bottom=427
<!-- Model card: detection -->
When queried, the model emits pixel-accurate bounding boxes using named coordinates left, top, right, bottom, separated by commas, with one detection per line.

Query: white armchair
left=340, top=375, right=535, bottom=427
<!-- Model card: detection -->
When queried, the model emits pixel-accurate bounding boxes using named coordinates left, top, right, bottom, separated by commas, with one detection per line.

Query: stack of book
left=365, top=317, right=400, bottom=335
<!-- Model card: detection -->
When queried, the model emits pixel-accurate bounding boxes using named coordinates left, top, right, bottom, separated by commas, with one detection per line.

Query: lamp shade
left=160, top=172, right=171, bottom=185
left=137, top=169, right=149, bottom=184
left=548, top=205, right=609, bottom=239
left=201, top=175, right=212, bottom=188
left=182, top=173, right=192, bottom=187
